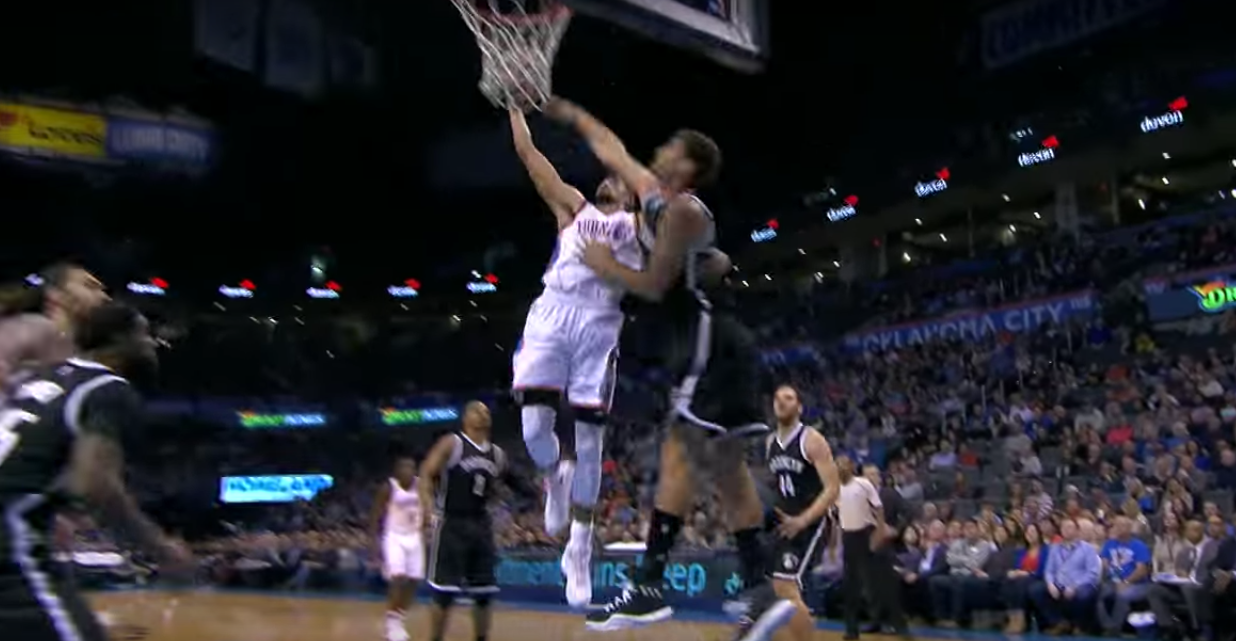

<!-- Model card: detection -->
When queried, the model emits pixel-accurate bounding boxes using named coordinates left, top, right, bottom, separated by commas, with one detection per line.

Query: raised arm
left=510, top=109, right=585, bottom=230
left=0, top=314, right=62, bottom=386
left=544, top=97, right=660, bottom=198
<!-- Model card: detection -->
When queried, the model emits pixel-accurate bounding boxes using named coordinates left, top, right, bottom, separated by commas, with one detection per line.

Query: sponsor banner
left=843, top=290, right=1096, bottom=352
left=106, top=118, right=212, bottom=165
left=496, top=548, right=743, bottom=607
left=219, top=474, right=334, bottom=503
left=237, top=411, right=327, bottom=429
left=1143, top=264, right=1236, bottom=322
left=980, top=0, right=1165, bottom=70
left=0, top=103, right=106, bottom=158
left=379, top=407, right=459, bottom=426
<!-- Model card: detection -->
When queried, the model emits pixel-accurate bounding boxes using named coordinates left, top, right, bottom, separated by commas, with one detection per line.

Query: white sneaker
left=385, top=613, right=409, bottom=641
left=561, top=522, right=594, bottom=608
left=544, top=460, right=574, bottom=536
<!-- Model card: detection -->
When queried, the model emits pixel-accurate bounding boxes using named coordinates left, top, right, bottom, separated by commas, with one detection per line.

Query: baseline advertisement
left=843, top=290, right=1096, bottom=352
left=0, top=102, right=106, bottom=159
left=219, top=474, right=334, bottom=503
left=496, top=548, right=743, bottom=608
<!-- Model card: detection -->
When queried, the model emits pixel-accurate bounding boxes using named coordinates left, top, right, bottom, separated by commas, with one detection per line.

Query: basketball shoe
left=561, top=521, right=593, bottom=607
left=585, top=585, right=673, bottom=631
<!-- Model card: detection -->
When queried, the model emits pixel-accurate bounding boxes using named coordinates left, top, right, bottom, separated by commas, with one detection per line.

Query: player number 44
left=778, top=474, right=795, bottom=498
left=0, top=409, right=39, bottom=467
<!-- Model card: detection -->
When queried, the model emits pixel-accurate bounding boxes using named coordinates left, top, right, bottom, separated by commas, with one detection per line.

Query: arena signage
left=306, top=281, right=342, bottom=299
left=980, top=0, right=1166, bottom=70
left=826, top=195, right=859, bottom=222
left=1190, top=281, right=1236, bottom=314
left=236, top=411, right=327, bottom=429
left=750, top=219, right=778, bottom=243
left=1017, top=135, right=1059, bottom=168
left=494, top=549, right=741, bottom=607
left=219, top=280, right=256, bottom=298
left=388, top=278, right=421, bottom=298
left=914, top=168, right=950, bottom=198
left=105, top=118, right=213, bottom=165
left=842, top=290, right=1096, bottom=351
left=126, top=278, right=168, bottom=296
left=219, top=474, right=334, bottom=503
left=1139, top=97, right=1187, bottom=134
left=379, top=406, right=459, bottom=425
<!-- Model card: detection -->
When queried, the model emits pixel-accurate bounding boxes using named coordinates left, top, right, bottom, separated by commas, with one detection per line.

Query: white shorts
left=383, top=533, right=425, bottom=580
left=512, top=293, right=623, bottom=409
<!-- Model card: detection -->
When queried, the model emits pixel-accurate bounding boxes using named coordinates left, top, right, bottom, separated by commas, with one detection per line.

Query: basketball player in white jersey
left=508, top=108, right=640, bottom=608
left=370, top=456, right=424, bottom=641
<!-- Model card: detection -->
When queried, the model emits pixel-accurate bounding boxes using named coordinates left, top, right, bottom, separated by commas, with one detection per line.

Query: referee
left=837, top=455, right=908, bottom=641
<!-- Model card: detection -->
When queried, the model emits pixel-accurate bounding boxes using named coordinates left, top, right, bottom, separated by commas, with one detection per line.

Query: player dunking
left=370, top=455, right=425, bottom=641
left=0, top=263, right=110, bottom=387
left=508, top=108, right=640, bottom=607
left=764, top=385, right=841, bottom=641
left=417, top=402, right=506, bottom=641
left=0, top=301, right=192, bottom=641
left=544, top=97, right=796, bottom=641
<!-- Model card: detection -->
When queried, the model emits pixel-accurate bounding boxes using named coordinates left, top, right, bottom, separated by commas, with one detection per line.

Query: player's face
left=650, top=138, right=687, bottom=177
left=464, top=402, right=492, bottom=431
left=394, top=459, right=417, bottom=483
left=772, top=387, right=801, bottom=423
left=596, top=176, right=633, bottom=210
left=120, top=314, right=160, bottom=376
left=52, top=268, right=109, bottom=321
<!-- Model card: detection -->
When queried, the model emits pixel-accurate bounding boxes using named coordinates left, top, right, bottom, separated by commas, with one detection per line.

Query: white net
left=450, top=0, right=572, bottom=111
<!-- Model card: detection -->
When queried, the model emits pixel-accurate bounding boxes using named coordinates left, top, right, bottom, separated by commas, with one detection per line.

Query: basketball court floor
left=87, top=589, right=1112, bottom=641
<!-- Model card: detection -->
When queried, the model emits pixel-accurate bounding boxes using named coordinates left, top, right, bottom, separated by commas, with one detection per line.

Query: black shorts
left=0, top=558, right=108, bottom=641
left=767, top=511, right=834, bottom=587
left=427, top=516, right=498, bottom=594
left=665, top=308, right=766, bottom=436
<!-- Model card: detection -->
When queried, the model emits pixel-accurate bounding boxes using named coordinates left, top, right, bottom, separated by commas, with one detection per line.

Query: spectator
left=931, top=519, right=996, bottom=627
left=1152, top=511, right=1187, bottom=576
left=1095, top=516, right=1153, bottom=634
left=1002, top=522, right=1049, bottom=634
left=1214, top=450, right=1236, bottom=490
left=1144, top=518, right=1207, bottom=637
left=1030, top=518, right=1101, bottom=635
left=904, top=520, right=949, bottom=622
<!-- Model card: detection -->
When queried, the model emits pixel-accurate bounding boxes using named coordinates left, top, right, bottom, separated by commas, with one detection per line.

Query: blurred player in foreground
left=0, top=301, right=192, bottom=641
left=0, top=263, right=109, bottom=387
left=370, top=455, right=425, bottom=641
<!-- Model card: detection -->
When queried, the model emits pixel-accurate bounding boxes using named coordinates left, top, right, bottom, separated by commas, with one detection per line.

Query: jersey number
left=472, top=474, right=487, bottom=497
left=0, top=409, right=39, bottom=467
left=778, top=474, right=796, bottom=498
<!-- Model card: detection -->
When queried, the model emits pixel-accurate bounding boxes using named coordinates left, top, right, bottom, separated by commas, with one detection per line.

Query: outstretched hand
left=542, top=97, right=575, bottom=123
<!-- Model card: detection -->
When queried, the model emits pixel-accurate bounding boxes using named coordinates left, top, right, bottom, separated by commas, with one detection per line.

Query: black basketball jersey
left=766, top=424, right=824, bottom=516
left=436, top=432, right=505, bottom=520
left=0, top=358, right=140, bottom=553
left=637, top=192, right=720, bottom=318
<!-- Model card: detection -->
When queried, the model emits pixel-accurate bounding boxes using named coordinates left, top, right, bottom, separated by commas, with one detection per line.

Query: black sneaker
left=585, top=585, right=673, bottom=631
left=728, top=583, right=797, bottom=641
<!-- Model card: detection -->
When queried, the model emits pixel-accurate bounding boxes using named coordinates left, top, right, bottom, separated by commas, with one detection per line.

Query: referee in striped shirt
left=836, top=455, right=909, bottom=640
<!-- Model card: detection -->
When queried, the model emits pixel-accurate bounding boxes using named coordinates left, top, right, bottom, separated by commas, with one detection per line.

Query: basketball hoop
left=450, top=0, right=572, bottom=111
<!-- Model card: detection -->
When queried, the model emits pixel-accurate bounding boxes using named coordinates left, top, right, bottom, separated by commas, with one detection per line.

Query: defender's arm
left=544, top=98, right=660, bottom=198
left=589, top=196, right=707, bottom=301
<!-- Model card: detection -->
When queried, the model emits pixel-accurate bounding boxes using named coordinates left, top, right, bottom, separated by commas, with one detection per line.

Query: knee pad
left=432, top=590, right=455, bottom=608
left=518, top=390, right=560, bottom=469
left=571, top=415, right=605, bottom=508
left=472, top=594, right=492, bottom=608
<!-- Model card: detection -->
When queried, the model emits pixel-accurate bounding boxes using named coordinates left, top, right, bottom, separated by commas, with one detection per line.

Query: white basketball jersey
left=542, top=204, right=643, bottom=307
left=385, top=478, right=421, bottom=535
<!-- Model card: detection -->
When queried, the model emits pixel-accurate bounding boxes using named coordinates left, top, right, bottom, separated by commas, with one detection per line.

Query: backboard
left=562, top=0, right=768, bottom=72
